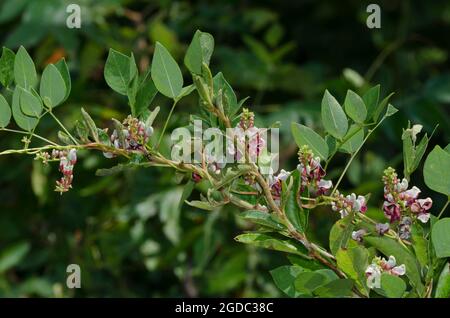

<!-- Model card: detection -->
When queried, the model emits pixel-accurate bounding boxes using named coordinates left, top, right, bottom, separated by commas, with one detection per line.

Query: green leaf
left=329, top=213, right=355, bottom=255
left=270, top=265, right=305, bottom=297
left=57, top=131, right=72, bottom=145
left=372, top=92, right=394, bottom=122
left=291, top=122, right=329, bottom=160
left=314, top=278, right=354, bottom=298
left=20, top=87, right=42, bottom=117
left=80, top=107, right=98, bottom=142
left=14, top=46, right=37, bottom=89
left=54, top=58, right=71, bottom=102
left=294, top=269, right=338, bottom=296
left=411, top=224, right=428, bottom=269
left=431, top=218, right=450, bottom=258
left=184, top=30, right=214, bottom=75
left=336, top=246, right=369, bottom=295
left=185, top=200, right=215, bottom=211
left=0, top=241, right=30, bottom=274
left=234, top=232, right=309, bottom=257
left=0, top=94, right=12, bottom=128
left=213, top=72, right=238, bottom=116
left=40, top=64, right=66, bottom=108
left=344, top=90, right=366, bottom=123
left=285, top=170, right=308, bottom=232
left=176, top=84, right=195, bottom=101
left=151, top=42, right=183, bottom=99
left=104, top=49, right=137, bottom=95
left=321, top=90, right=348, bottom=139
left=424, top=146, right=450, bottom=196
left=132, top=70, right=158, bottom=117
left=339, top=124, right=364, bottom=154
left=11, top=87, right=38, bottom=131
left=411, top=134, right=429, bottom=173
left=0, top=47, right=15, bottom=87
left=384, top=104, right=398, bottom=117
left=435, top=262, right=450, bottom=298
left=378, top=273, right=406, bottom=298
left=364, top=236, right=424, bottom=294
left=363, top=84, right=380, bottom=119
left=240, top=210, right=286, bottom=231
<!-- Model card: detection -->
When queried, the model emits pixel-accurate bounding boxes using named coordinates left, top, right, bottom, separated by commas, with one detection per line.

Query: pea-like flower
left=331, top=191, right=367, bottom=218
left=206, top=155, right=226, bottom=175
left=375, top=223, right=390, bottom=236
left=228, top=109, right=265, bottom=162
left=351, top=229, right=367, bottom=242
left=269, top=169, right=291, bottom=205
left=54, top=149, right=77, bottom=194
left=365, top=255, right=406, bottom=289
left=296, top=145, right=332, bottom=195
left=104, top=115, right=154, bottom=158
left=382, top=167, right=432, bottom=223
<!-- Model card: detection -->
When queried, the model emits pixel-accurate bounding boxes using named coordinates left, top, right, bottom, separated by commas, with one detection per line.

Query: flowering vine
left=0, top=32, right=448, bottom=299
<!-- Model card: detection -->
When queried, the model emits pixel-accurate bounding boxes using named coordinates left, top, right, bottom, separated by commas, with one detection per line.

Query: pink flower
left=365, top=256, right=406, bottom=289
left=351, top=229, right=366, bottom=242
left=383, top=201, right=401, bottom=223
left=410, top=198, right=432, bottom=213
left=317, top=179, right=333, bottom=195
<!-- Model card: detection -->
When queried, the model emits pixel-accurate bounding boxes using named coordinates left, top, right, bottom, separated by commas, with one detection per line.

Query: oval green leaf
left=14, top=46, right=37, bottom=89
left=104, top=48, right=137, bottom=95
left=424, top=145, right=450, bottom=196
left=20, top=87, right=42, bottom=117
left=151, top=42, right=183, bottom=99
left=291, top=122, right=329, bottom=160
left=431, top=218, right=450, bottom=258
left=321, top=90, right=348, bottom=139
left=0, top=94, right=11, bottom=128
left=184, top=30, right=214, bottom=75
left=344, top=90, right=366, bottom=123
left=12, top=87, right=38, bottom=131
left=40, top=64, right=66, bottom=108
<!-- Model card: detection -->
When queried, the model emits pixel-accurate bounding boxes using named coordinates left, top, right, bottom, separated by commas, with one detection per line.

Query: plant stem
left=331, top=117, right=386, bottom=196
left=48, top=110, right=79, bottom=145
left=437, top=199, right=450, bottom=219
left=156, top=99, right=178, bottom=149
left=325, top=124, right=364, bottom=170
left=0, top=128, right=58, bottom=146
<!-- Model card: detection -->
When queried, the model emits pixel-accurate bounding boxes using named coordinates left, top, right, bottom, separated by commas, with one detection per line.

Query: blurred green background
left=0, top=0, right=449, bottom=297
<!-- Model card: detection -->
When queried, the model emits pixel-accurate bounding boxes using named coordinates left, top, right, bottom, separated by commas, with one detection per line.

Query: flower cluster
left=228, top=108, right=265, bottom=162
left=398, top=216, right=412, bottom=240
left=206, top=154, right=226, bottom=175
left=268, top=169, right=291, bottom=205
left=382, top=167, right=432, bottom=223
left=375, top=223, right=390, bottom=236
left=104, top=116, right=153, bottom=158
left=296, top=146, right=332, bottom=195
left=331, top=191, right=368, bottom=218
left=53, top=149, right=77, bottom=194
left=365, top=256, right=406, bottom=289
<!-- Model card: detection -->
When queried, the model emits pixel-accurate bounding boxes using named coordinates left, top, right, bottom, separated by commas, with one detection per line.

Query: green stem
left=331, top=118, right=386, bottom=196
left=156, top=99, right=178, bottom=149
left=437, top=199, right=450, bottom=219
left=0, top=128, right=58, bottom=146
left=325, top=123, right=375, bottom=170
left=48, top=110, right=78, bottom=145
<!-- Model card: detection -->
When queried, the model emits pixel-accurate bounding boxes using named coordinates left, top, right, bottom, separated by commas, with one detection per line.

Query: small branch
left=437, top=199, right=450, bottom=219
left=331, top=118, right=386, bottom=196
left=156, top=99, right=178, bottom=149
left=0, top=128, right=59, bottom=146
left=48, top=110, right=79, bottom=145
